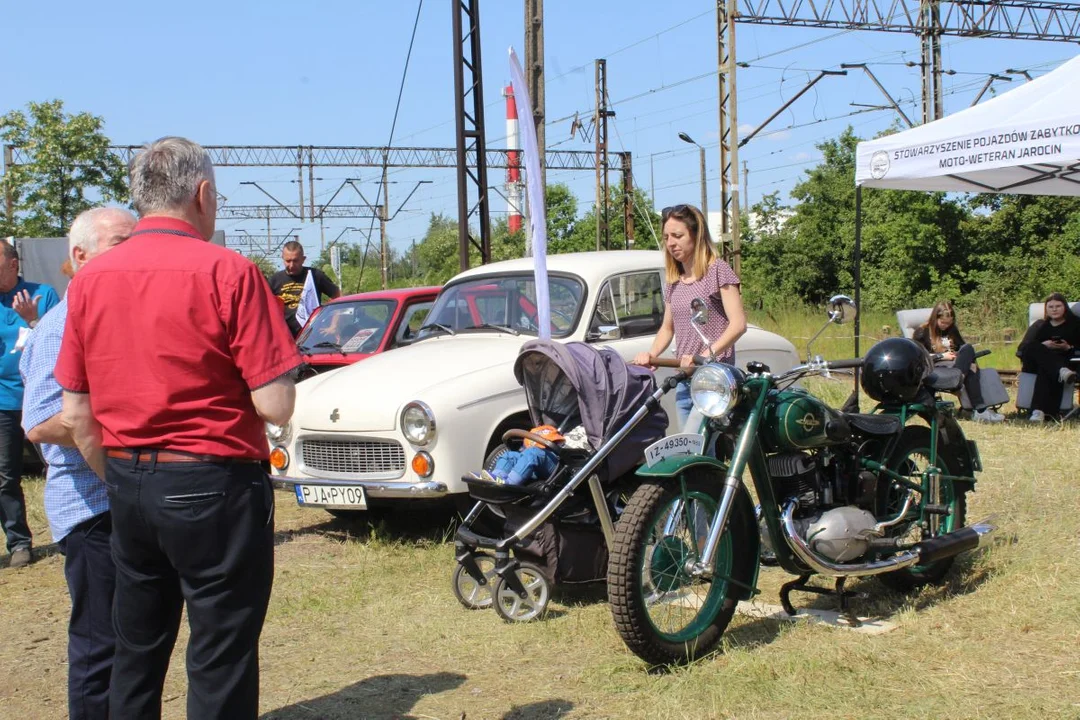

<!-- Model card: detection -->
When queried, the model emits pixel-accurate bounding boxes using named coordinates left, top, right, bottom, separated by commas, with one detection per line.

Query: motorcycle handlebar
left=648, top=355, right=710, bottom=369
left=827, top=358, right=864, bottom=370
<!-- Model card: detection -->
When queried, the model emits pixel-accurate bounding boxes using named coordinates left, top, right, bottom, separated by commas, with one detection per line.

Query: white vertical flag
left=294, top=269, right=319, bottom=328
left=509, top=47, right=551, bottom=341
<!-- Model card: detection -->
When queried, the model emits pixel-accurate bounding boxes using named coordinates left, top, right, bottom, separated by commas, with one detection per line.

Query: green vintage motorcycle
left=607, top=296, right=997, bottom=665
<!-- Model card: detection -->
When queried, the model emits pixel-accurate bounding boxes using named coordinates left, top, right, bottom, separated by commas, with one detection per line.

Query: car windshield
left=417, top=274, right=584, bottom=339
left=297, top=299, right=396, bottom=354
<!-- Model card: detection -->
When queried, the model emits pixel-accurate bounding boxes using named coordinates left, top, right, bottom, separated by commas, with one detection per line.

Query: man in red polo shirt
left=56, top=137, right=301, bottom=720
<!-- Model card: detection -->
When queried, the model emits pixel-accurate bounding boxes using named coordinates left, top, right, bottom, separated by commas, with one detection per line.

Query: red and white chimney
left=504, top=84, right=523, bottom=234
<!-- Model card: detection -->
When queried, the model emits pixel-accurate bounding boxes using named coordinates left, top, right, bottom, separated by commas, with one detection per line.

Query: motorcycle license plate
left=644, top=433, right=706, bottom=467
left=294, top=484, right=367, bottom=509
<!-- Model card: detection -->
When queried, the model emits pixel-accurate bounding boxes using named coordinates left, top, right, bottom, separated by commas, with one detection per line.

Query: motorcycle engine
left=805, top=506, right=879, bottom=562
left=768, top=452, right=821, bottom=513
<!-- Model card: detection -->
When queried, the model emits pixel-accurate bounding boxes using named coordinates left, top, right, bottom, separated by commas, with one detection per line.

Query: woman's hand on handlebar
left=680, top=354, right=697, bottom=369
left=631, top=351, right=655, bottom=369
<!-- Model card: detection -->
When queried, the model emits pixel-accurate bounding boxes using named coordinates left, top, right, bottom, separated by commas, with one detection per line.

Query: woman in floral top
left=632, top=203, right=746, bottom=424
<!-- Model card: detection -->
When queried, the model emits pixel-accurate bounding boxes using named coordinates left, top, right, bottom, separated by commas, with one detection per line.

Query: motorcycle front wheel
left=607, top=471, right=752, bottom=666
left=879, top=425, right=968, bottom=592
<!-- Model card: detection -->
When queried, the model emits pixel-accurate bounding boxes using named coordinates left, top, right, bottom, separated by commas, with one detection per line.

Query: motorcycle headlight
left=265, top=420, right=293, bottom=445
left=401, top=401, right=436, bottom=446
left=690, top=364, right=741, bottom=418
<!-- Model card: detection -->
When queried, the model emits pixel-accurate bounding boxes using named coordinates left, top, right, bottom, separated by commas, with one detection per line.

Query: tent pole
left=854, top=185, right=862, bottom=405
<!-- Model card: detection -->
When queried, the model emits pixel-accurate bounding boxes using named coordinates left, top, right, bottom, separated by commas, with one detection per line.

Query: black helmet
left=860, top=337, right=932, bottom=403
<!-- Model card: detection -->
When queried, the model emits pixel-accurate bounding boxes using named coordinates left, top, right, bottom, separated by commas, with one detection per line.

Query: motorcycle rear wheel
left=607, top=472, right=750, bottom=666
left=879, top=425, right=968, bottom=592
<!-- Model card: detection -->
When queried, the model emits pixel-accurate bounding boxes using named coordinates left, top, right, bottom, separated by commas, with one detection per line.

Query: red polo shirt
left=54, top=217, right=302, bottom=459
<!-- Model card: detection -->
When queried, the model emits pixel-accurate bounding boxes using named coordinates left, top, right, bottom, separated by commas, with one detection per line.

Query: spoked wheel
left=878, top=425, right=968, bottom=592
left=452, top=554, right=498, bottom=610
left=608, top=472, right=754, bottom=666
left=492, top=561, right=551, bottom=622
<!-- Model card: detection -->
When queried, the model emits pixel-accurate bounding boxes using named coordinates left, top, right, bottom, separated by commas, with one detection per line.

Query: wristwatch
left=28, top=319, right=38, bottom=329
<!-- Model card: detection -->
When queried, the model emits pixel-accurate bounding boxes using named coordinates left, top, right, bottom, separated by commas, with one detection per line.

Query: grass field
left=2, top=390, right=1079, bottom=719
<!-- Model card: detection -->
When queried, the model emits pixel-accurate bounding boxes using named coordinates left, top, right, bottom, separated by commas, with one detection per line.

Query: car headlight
left=690, top=364, right=742, bottom=418
left=401, top=401, right=436, bottom=445
left=266, top=420, right=292, bottom=445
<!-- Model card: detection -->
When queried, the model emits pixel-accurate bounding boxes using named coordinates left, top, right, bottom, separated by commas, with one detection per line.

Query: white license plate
left=294, top=484, right=367, bottom=508
left=644, top=433, right=706, bottom=467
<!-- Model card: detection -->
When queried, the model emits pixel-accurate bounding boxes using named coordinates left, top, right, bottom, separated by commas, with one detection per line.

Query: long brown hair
left=660, top=203, right=717, bottom=284
left=921, top=300, right=957, bottom=353
left=1043, top=292, right=1077, bottom=322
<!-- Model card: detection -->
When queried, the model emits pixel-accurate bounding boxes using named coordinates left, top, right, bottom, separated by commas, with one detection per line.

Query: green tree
left=0, top=100, right=128, bottom=237
left=567, top=183, right=660, bottom=253
left=741, top=127, right=970, bottom=311
left=248, top=253, right=277, bottom=281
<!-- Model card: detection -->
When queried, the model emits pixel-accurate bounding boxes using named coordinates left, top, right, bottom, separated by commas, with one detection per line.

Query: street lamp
left=678, top=132, right=707, bottom=218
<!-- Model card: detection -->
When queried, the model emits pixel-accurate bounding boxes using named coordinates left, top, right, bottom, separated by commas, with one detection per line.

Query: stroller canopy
left=513, top=340, right=668, bottom=479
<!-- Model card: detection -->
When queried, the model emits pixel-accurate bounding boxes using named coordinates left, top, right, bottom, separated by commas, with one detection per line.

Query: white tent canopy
left=856, top=54, right=1080, bottom=196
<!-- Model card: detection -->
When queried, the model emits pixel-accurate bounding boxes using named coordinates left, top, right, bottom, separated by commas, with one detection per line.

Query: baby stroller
left=452, top=339, right=669, bottom=622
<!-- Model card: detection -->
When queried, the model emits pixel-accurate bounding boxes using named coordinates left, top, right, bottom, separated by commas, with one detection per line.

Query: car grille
left=299, top=439, right=406, bottom=476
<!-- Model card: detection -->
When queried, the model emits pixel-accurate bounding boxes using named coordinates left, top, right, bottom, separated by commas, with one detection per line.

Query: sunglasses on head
left=661, top=204, right=691, bottom=220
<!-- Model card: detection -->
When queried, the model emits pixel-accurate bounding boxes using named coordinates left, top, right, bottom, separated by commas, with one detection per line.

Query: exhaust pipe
left=781, top=501, right=997, bottom=578
left=915, top=517, right=996, bottom=565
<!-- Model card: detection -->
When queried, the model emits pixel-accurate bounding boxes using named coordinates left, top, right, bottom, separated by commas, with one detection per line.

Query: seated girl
left=913, top=300, right=1003, bottom=423
left=1017, top=292, right=1080, bottom=422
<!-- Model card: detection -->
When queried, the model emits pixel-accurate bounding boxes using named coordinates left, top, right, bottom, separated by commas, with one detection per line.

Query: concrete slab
left=735, top=599, right=899, bottom=635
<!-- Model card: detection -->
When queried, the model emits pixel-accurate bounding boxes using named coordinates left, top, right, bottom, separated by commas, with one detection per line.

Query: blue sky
left=1, top=1, right=1075, bottom=263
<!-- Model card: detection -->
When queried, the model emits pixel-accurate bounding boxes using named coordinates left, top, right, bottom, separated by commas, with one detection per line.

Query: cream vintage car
left=267, top=250, right=799, bottom=513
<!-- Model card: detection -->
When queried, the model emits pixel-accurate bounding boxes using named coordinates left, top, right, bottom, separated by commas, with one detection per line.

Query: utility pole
left=525, top=0, right=546, bottom=194
left=296, top=146, right=305, bottom=221
left=717, top=0, right=742, bottom=274
left=380, top=162, right=389, bottom=289
left=594, top=59, right=612, bottom=251
left=622, top=153, right=634, bottom=249
left=3, top=145, right=14, bottom=229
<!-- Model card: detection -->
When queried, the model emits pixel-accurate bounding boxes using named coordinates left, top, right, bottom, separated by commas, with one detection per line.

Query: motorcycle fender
left=937, top=414, right=980, bottom=488
left=635, top=454, right=728, bottom=478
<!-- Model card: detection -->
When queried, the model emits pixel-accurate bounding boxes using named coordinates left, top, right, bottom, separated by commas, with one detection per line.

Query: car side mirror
left=587, top=325, right=622, bottom=342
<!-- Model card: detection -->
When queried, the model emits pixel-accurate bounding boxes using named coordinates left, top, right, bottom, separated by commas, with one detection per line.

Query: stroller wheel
left=492, top=561, right=551, bottom=623
left=452, top=554, right=497, bottom=610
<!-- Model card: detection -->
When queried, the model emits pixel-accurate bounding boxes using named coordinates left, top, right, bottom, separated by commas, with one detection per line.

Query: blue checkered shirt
left=19, top=298, right=108, bottom=542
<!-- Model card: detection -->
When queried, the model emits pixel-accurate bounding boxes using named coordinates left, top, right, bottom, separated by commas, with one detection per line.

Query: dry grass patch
left=2, top=413, right=1079, bottom=718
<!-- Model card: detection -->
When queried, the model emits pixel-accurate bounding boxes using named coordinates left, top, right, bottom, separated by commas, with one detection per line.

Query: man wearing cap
left=55, top=137, right=301, bottom=719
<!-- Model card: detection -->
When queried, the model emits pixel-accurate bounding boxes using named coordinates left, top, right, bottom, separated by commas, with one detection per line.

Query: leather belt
left=106, top=449, right=244, bottom=464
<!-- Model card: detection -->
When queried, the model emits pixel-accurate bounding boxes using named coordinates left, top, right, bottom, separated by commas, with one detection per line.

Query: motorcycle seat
left=925, top=368, right=965, bottom=393
left=843, top=412, right=902, bottom=436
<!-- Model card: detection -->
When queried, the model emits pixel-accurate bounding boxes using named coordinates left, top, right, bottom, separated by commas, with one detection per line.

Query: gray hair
left=69, top=207, right=137, bottom=260
left=128, top=137, right=215, bottom=216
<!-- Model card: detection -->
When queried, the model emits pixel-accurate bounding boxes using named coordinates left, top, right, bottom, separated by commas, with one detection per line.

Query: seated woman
left=1017, top=292, right=1080, bottom=422
left=913, top=300, right=1004, bottom=423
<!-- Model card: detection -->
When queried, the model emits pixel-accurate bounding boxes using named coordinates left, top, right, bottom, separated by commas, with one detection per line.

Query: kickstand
left=779, top=574, right=865, bottom=626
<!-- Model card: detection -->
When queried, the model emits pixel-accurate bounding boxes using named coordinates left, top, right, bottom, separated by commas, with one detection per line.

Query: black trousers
left=1020, top=343, right=1075, bottom=415
left=938, top=344, right=986, bottom=410
left=0, top=409, right=31, bottom=553
left=59, top=512, right=117, bottom=720
left=104, top=456, right=275, bottom=720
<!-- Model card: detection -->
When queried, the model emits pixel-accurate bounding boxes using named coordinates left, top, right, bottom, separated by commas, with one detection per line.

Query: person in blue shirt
left=20, top=207, right=133, bottom=719
left=0, top=239, right=60, bottom=569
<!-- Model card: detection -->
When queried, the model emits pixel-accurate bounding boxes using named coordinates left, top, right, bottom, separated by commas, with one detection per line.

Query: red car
left=296, top=286, right=440, bottom=375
